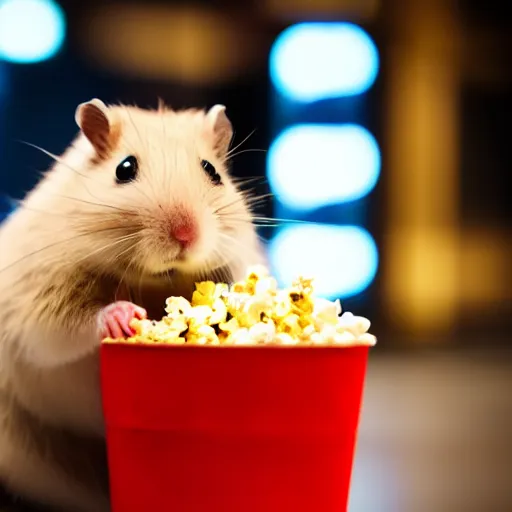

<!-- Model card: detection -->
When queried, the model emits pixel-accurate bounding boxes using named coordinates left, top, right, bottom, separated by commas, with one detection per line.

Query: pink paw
left=98, top=301, right=147, bottom=339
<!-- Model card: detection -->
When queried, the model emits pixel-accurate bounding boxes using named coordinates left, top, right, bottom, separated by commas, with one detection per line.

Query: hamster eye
left=116, top=156, right=139, bottom=184
left=201, top=160, right=222, bottom=186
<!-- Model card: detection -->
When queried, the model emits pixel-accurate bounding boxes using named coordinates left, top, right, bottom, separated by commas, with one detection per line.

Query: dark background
left=1, top=1, right=511, bottom=510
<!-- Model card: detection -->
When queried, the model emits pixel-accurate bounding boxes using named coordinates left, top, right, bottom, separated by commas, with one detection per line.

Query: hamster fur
left=0, top=99, right=265, bottom=511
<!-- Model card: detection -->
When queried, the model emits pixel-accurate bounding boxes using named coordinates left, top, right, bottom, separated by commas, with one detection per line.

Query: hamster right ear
left=75, top=99, right=113, bottom=158
left=206, top=104, right=233, bottom=157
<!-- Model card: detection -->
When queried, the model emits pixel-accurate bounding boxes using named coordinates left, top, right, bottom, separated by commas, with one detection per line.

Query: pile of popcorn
left=103, top=266, right=376, bottom=347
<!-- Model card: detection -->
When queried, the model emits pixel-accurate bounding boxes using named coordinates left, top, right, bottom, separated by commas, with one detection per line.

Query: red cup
left=101, top=344, right=369, bottom=512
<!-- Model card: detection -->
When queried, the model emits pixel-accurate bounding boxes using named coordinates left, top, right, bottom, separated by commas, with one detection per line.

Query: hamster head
left=52, top=98, right=260, bottom=279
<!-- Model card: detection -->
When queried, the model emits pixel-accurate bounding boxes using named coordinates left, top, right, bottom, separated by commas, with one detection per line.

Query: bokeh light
left=269, top=22, right=379, bottom=101
left=267, top=123, right=381, bottom=211
left=0, top=0, right=65, bottom=64
left=269, top=224, right=379, bottom=299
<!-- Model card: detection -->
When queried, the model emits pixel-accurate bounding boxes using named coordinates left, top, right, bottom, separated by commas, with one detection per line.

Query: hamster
left=0, top=99, right=266, bottom=512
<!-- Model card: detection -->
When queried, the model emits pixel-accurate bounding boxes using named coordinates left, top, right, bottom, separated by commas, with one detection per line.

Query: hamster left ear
left=75, top=98, right=113, bottom=159
left=206, top=104, right=233, bottom=156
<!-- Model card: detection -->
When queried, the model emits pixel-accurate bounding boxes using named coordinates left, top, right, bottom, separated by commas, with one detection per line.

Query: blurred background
left=0, top=0, right=511, bottom=510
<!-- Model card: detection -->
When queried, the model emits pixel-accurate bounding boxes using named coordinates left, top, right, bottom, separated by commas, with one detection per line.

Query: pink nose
left=171, top=222, right=197, bottom=249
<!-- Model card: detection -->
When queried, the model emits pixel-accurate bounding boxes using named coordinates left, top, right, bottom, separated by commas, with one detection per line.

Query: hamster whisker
left=219, top=218, right=280, bottom=228
left=213, top=195, right=256, bottom=216
left=19, top=141, right=118, bottom=207
left=213, top=193, right=270, bottom=218
left=231, top=175, right=264, bottom=181
left=196, top=255, right=232, bottom=284
left=165, top=268, right=175, bottom=283
left=239, top=187, right=269, bottom=198
left=214, top=253, right=237, bottom=274
left=231, top=176, right=268, bottom=187
left=246, top=194, right=273, bottom=207
left=0, top=226, right=137, bottom=276
left=217, top=232, right=254, bottom=259
left=160, top=110, right=171, bottom=201
left=111, top=241, right=143, bottom=281
left=114, top=250, right=140, bottom=302
left=125, top=109, right=148, bottom=156
left=217, top=214, right=319, bottom=228
left=193, top=247, right=230, bottom=279
left=41, top=193, right=140, bottom=215
left=213, top=265, right=233, bottom=285
left=247, top=202, right=270, bottom=214
left=125, top=108, right=161, bottom=206
left=212, top=248, right=232, bottom=269
left=238, top=189, right=271, bottom=204
left=109, top=239, right=140, bottom=268
left=73, top=233, right=141, bottom=268
left=19, top=141, right=106, bottom=184
left=226, top=129, right=257, bottom=158
left=214, top=240, right=255, bottom=280
left=226, top=148, right=267, bottom=161
left=203, top=264, right=220, bottom=283
left=12, top=202, right=142, bottom=224
left=112, top=235, right=147, bottom=289
left=234, top=188, right=270, bottom=207
left=135, top=257, right=145, bottom=303
left=251, top=216, right=319, bottom=225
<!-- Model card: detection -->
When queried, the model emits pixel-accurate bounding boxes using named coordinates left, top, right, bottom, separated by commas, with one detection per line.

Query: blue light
left=0, top=0, right=65, bottom=64
left=269, top=22, right=379, bottom=102
left=268, top=124, right=380, bottom=211
left=269, top=224, right=378, bottom=299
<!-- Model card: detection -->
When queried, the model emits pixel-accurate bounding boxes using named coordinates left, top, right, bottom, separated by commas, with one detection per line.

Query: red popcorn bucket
left=100, top=344, right=369, bottom=512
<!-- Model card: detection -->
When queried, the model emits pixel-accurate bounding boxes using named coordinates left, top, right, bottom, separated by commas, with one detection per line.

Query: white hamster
left=0, top=98, right=266, bottom=511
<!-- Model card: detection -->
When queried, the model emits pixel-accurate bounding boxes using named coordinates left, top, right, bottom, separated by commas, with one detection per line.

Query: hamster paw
left=98, top=301, right=147, bottom=339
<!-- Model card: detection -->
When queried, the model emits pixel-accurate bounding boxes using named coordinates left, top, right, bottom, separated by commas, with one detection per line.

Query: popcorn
left=188, top=305, right=213, bottom=328
left=314, top=298, right=340, bottom=322
left=248, top=320, right=276, bottom=344
left=190, top=281, right=214, bottom=305
left=241, top=296, right=273, bottom=325
left=231, top=281, right=248, bottom=294
left=356, top=333, right=377, bottom=346
left=231, top=328, right=251, bottom=345
left=277, top=314, right=301, bottom=337
left=254, top=276, right=278, bottom=296
left=191, top=325, right=219, bottom=345
left=131, top=318, right=154, bottom=336
left=218, top=317, right=239, bottom=334
left=274, top=333, right=299, bottom=346
left=336, top=312, right=372, bottom=337
left=165, top=297, right=192, bottom=317
left=334, top=331, right=357, bottom=345
left=246, top=264, right=269, bottom=280
left=210, top=298, right=228, bottom=325
left=103, top=265, right=376, bottom=347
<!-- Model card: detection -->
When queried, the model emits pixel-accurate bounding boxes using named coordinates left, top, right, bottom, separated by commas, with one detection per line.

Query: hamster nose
left=171, top=223, right=197, bottom=249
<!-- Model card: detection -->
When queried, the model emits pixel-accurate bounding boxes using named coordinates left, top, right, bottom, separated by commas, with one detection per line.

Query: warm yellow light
left=386, top=229, right=459, bottom=335
left=260, top=0, right=380, bottom=21
left=383, top=0, right=461, bottom=339
left=79, top=5, right=255, bottom=85
left=459, top=230, right=511, bottom=306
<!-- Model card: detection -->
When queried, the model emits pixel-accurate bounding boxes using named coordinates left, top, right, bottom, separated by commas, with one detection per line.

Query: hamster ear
left=75, top=99, right=113, bottom=158
left=206, top=104, right=233, bottom=156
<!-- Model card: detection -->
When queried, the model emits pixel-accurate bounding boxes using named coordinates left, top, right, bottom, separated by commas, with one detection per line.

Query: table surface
left=349, top=347, right=512, bottom=512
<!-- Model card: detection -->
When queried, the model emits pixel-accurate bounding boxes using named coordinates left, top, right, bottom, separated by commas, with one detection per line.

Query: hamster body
left=0, top=99, right=265, bottom=511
